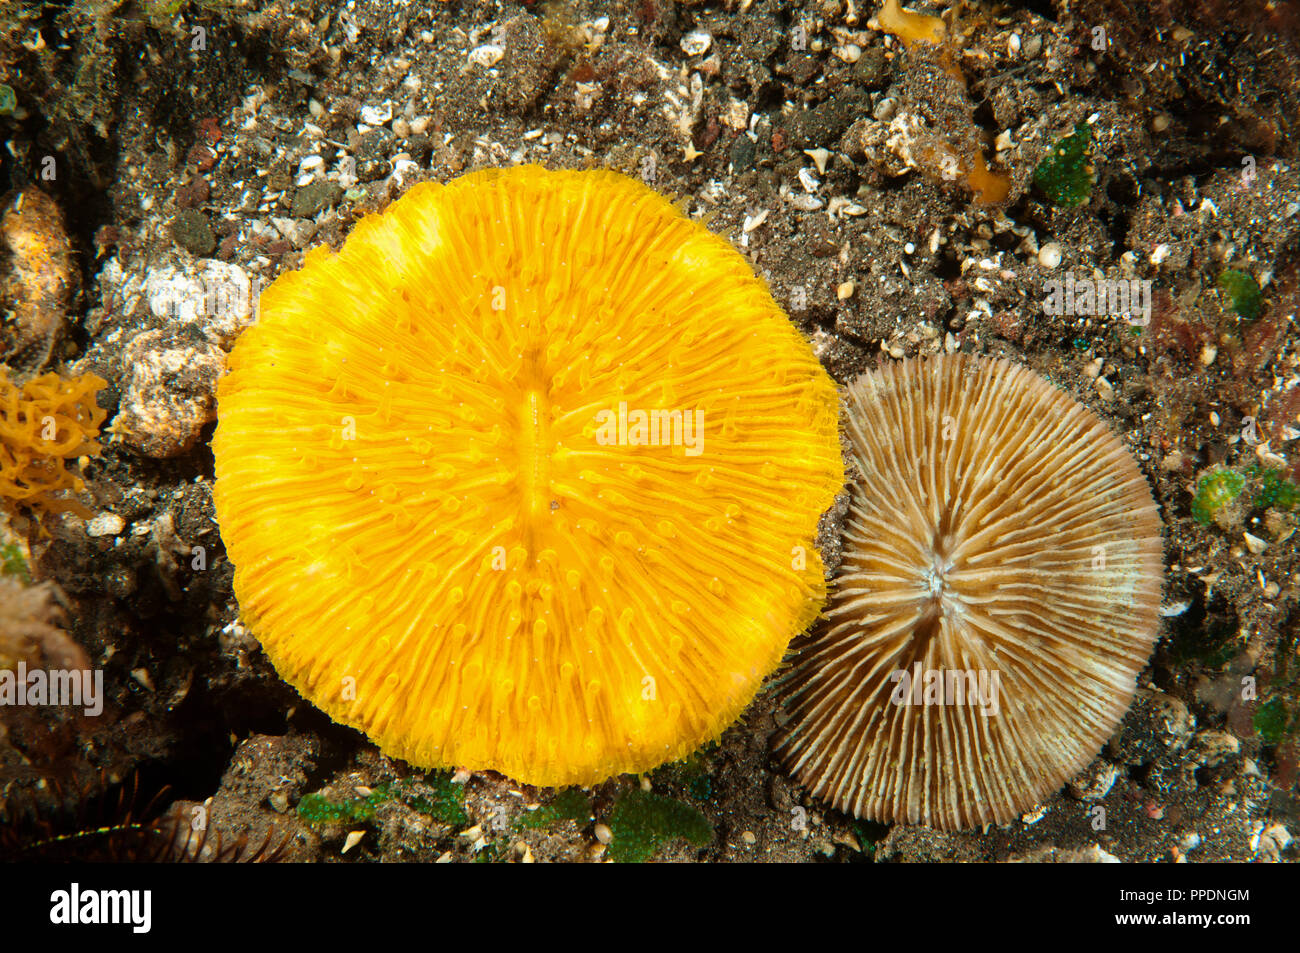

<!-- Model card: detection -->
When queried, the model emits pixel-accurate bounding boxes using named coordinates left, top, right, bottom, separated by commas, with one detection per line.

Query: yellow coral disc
left=213, top=165, right=843, bottom=786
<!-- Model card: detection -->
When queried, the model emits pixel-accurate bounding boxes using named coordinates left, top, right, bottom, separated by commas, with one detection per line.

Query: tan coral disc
left=775, top=354, right=1163, bottom=830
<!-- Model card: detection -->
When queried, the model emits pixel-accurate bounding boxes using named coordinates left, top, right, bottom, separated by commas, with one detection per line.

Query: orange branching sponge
left=870, top=1, right=1011, bottom=207
left=872, top=0, right=946, bottom=47
left=213, top=165, right=843, bottom=787
left=0, top=370, right=107, bottom=519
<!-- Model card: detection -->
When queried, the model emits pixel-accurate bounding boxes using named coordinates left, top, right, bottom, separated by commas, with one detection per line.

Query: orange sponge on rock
left=0, top=371, right=107, bottom=519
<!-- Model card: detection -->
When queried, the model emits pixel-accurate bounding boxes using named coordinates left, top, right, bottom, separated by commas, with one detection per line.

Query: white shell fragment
left=342, top=830, right=365, bottom=854
left=469, top=44, right=505, bottom=68
left=803, top=147, right=831, bottom=174
left=359, top=103, right=393, bottom=126
left=680, top=32, right=712, bottom=57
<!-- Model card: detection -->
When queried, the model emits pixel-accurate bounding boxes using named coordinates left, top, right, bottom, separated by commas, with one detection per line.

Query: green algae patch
left=607, top=789, right=713, bottom=862
left=1169, top=618, right=1240, bottom=670
left=1255, top=697, right=1290, bottom=746
left=518, top=787, right=593, bottom=830
left=1191, top=468, right=1246, bottom=525
left=0, top=543, right=30, bottom=583
left=1217, top=270, right=1263, bottom=321
left=1034, top=123, right=1094, bottom=207
left=1248, top=464, right=1300, bottom=511
left=297, top=773, right=467, bottom=828
left=411, top=772, right=469, bottom=826
left=650, top=749, right=715, bottom=801
left=297, top=788, right=388, bottom=826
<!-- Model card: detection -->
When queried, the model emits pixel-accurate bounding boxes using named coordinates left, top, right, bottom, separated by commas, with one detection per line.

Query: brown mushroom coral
left=774, top=354, right=1163, bottom=830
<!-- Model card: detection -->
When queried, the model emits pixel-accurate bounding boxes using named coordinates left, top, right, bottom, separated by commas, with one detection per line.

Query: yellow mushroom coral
left=774, top=354, right=1163, bottom=830
left=213, top=165, right=843, bottom=787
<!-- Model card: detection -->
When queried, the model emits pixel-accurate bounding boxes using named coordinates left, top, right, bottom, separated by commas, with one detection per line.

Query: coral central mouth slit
left=519, top=388, right=552, bottom=522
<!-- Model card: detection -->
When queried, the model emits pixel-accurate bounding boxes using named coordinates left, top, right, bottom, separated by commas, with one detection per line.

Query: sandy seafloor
left=0, top=0, right=1298, bottom=863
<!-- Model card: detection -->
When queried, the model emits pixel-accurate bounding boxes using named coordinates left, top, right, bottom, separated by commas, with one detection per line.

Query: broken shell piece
left=469, top=44, right=505, bottom=68
left=359, top=103, right=393, bottom=126
left=803, top=148, right=832, bottom=175
left=787, top=194, right=825, bottom=211
left=723, top=99, right=750, bottom=130
left=342, top=830, right=365, bottom=854
left=680, top=32, right=712, bottom=57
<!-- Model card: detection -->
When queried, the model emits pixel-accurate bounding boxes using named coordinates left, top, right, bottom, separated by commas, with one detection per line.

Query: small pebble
left=594, top=823, right=613, bottom=844
left=292, top=179, right=342, bottom=218
left=1038, top=243, right=1062, bottom=269
left=741, top=831, right=757, bottom=845
left=170, top=209, right=216, bottom=256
